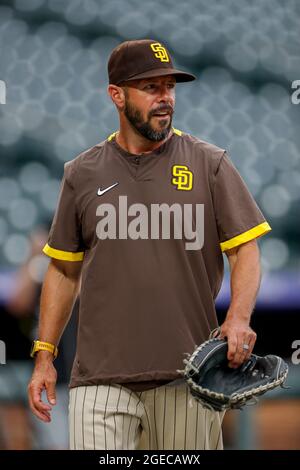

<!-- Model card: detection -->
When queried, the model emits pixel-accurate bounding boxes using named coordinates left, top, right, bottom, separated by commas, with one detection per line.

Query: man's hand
left=28, top=351, right=57, bottom=422
left=218, top=319, right=257, bottom=368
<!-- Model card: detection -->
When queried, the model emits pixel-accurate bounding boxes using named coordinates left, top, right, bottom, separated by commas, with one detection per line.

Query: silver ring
left=242, top=344, right=250, bottom=351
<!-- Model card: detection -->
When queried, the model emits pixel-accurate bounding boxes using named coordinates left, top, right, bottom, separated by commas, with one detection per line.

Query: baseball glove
left=177, top=337, right=289, bottom=412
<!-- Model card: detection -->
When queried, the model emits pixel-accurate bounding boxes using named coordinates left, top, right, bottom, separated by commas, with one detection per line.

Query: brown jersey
left=43, top=128, right=271, bottom=391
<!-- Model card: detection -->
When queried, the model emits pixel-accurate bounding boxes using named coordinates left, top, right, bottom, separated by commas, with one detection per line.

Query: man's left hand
left=218, top=319, right=257, bottom=368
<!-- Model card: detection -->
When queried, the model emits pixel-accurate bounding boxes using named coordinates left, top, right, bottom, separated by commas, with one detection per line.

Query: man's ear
left=107, top=84, right=126, bottom=110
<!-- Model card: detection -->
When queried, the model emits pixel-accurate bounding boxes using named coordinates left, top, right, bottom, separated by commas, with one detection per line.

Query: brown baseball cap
left=108, top=39, right=196, bottom=85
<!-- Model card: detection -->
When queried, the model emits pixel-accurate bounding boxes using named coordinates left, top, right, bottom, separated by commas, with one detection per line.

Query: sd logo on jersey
left=172, top=165, right=193, bottom=191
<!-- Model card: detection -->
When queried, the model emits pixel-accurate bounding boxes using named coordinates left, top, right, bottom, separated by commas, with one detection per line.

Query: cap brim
left=123, top=67, right=196, bottom=83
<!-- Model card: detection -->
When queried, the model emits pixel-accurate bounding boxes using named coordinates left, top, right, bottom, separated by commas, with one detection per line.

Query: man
left=28, top=39, right=271, bottom=450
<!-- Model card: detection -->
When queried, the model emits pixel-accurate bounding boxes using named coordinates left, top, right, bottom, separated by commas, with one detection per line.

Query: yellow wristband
left=30, top=340, right=58, bottom=359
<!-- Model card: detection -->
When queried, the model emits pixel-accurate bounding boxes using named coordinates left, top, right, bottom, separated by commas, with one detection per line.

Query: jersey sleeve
left=213, top=151, right=271, bottom=252
left=42, top=162, right=85, bottom=261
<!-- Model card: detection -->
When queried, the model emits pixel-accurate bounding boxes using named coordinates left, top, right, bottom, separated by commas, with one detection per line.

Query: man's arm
left=220, top=239, right=261, bottom=368
left=28, top=258, right=82, bottom=422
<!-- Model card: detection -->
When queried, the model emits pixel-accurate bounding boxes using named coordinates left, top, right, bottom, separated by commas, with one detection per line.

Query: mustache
left=149, top=104, right=174, bottom=117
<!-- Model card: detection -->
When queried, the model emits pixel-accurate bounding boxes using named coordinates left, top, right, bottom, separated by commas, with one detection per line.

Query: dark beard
left=124, top=99, right=173, bottom=142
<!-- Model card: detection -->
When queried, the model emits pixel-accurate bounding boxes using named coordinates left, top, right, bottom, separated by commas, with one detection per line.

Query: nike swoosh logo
left=97, top=182, right=119, bottom=196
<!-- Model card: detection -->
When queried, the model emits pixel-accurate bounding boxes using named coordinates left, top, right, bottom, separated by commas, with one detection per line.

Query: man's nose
left=157, top=85, right=174, bottom=102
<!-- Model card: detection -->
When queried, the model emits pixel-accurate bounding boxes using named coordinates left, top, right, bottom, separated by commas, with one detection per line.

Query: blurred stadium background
left=0, top=0, right=299, bottom=450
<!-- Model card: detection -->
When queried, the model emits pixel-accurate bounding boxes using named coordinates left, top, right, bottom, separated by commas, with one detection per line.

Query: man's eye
left=143, top=83, right=175, bottom=90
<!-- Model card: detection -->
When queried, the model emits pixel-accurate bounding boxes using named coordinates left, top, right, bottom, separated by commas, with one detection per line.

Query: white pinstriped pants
left=69, top=382, right=225, bottom=450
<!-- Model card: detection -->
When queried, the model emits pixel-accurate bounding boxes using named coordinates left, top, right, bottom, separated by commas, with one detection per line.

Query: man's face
left=122, top=75, right=176, bottom=142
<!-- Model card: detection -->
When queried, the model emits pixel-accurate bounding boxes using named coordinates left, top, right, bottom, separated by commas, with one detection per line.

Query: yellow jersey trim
left=107, top=131, right=117, bottom=141
left=172, top=127, right=182, bottom=136
left=43, top=243, right=84, bottom=261
left=107, top=128, right=182, bottom=141
left=220, top=222, right=271, bottom=252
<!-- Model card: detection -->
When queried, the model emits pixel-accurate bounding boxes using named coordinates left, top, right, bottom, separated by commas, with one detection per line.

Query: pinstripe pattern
left=73, top=387, right=78, bottom=449
left=114, top=385, right=122, bottom=450
left=124, top=390, right=132, bottom=449
left=103, top=385, right=110, bottom=449
left=162, top=387, right=166, bottom=449
left=92, top=386, right=98, bottom=449
left=173, top=387, right=177, bottom=449
left=140, top=392, right=152, bottom=448
left=184, top=386, right=188, bottom=449
left=215, top=426, right=222, bottom=449
left=68, top=384, right=75, bottom=449
left=128, top=391, right=141, bottom=449
left=195, top=395, right=199, bottom=448
left=204, top=409, right=207, bottom=449
left=69, top=383, right=225, bottom=450
left=209, top=415, right=214, bottom=446
left=153, top=389, right=158, bottom=448
left=82, top=386, right=87, bottom=449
